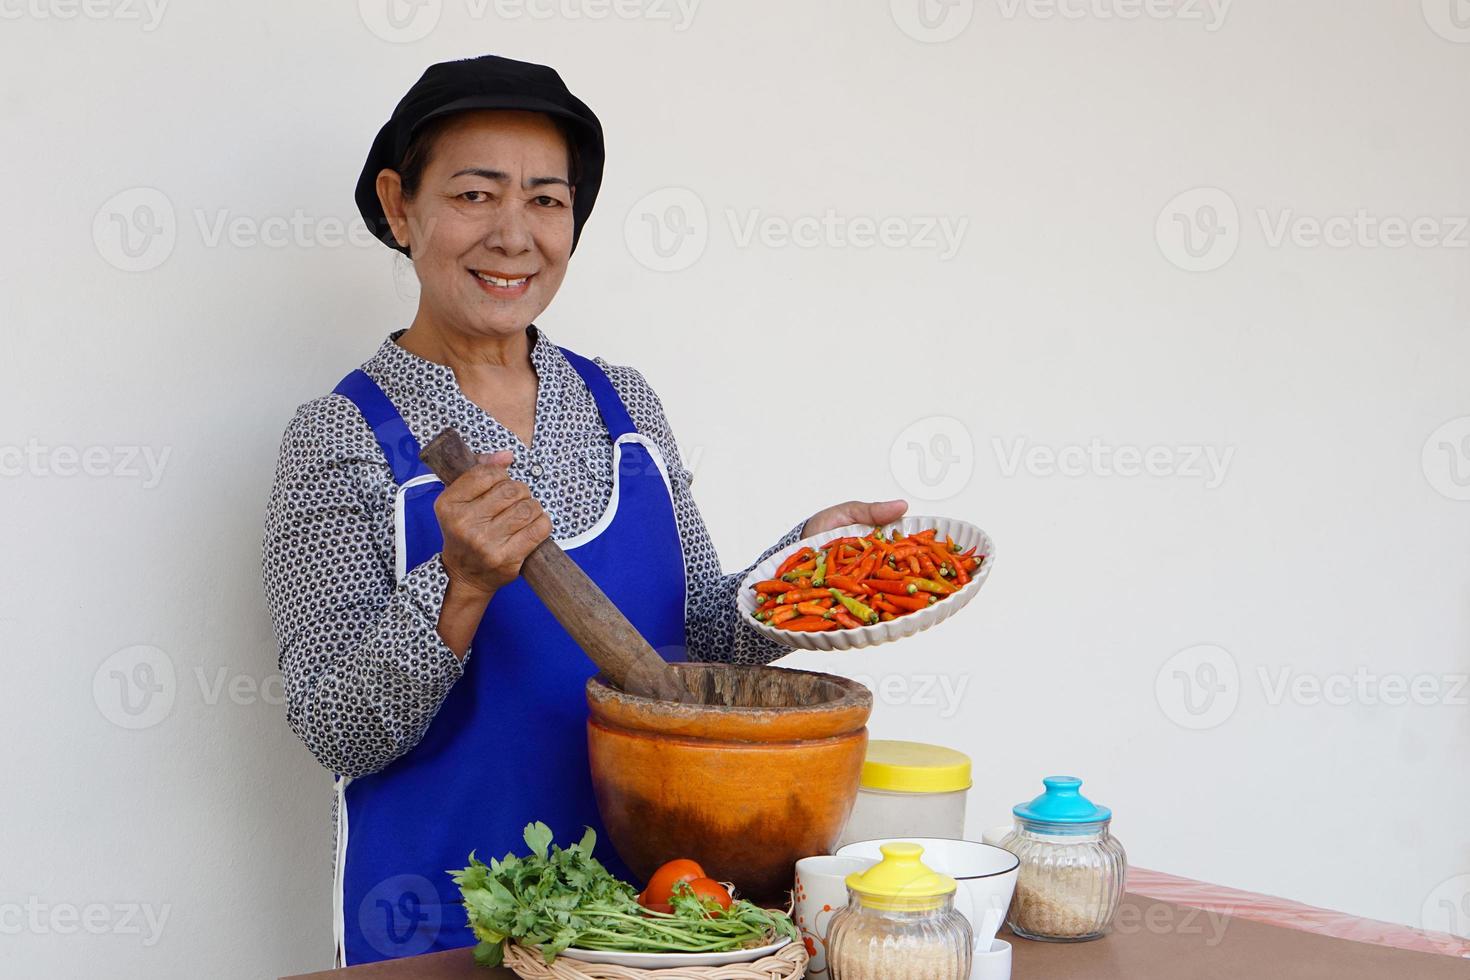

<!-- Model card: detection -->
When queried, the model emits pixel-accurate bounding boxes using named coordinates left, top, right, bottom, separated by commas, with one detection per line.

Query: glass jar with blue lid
left=999, top=776, right=1127, bottom=942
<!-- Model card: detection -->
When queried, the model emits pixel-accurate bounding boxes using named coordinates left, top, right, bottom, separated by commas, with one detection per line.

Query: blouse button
left=530, top=463, right=544, bottom=478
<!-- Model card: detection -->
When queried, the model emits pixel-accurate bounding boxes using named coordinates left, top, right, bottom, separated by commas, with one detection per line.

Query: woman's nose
left=480, top=200, right=534, bottom=254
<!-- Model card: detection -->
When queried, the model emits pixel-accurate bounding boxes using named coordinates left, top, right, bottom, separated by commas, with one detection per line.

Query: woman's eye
left=460, top=190, right=489, bottom=203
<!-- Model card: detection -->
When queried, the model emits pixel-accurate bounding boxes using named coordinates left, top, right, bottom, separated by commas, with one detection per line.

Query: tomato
left=640, top=858, right=707, bottom=907
left=683, top=877, right=732, bottom=910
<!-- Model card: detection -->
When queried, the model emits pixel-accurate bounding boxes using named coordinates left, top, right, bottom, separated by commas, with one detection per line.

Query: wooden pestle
left=419, top=428, right=688, bottom=702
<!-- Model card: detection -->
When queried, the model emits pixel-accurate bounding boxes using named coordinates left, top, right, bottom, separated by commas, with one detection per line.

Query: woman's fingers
left=438, top=450, right=516, bottom=503
left=802, top=498, right=910, bottom=537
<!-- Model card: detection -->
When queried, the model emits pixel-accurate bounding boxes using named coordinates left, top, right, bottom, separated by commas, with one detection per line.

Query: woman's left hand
left=802, top=498, right=909, bottom=538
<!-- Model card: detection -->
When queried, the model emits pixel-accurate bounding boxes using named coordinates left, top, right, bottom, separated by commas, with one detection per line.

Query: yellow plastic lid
left=845, top=842, right=958, bottom=911
left=861, top=740, right=973, bottom=794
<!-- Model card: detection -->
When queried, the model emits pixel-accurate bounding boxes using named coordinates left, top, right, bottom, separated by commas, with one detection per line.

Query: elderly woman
left=262, top=54, right=906, bottom=966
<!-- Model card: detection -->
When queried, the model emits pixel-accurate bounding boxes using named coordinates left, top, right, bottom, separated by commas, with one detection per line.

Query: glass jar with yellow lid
left=827, top=842, right=973, bottom=980
left=837, top=740, right=972, bottom=848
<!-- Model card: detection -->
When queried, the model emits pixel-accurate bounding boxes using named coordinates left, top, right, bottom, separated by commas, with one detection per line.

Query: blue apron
left=328, top=346, right=689, bottom=966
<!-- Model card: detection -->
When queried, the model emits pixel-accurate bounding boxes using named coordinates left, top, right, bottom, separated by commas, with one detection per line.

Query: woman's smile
left=469, top=267, right=535, bottom=299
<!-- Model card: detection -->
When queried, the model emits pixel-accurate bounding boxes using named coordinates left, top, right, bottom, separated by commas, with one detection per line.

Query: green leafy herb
left=450, top=822, right=798, bottom=967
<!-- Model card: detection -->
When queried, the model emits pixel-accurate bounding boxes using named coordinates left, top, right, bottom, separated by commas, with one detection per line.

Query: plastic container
left=827, top=842, right=974, bottom=980
left=999, top=776, right=1127, bottom=942
left=836, top=741, right=971, bottom=848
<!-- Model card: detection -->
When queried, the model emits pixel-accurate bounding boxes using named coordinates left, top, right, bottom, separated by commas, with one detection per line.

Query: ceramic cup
left=793, top=855, right=876, bottom=979
left=836, top=837, right=1020, bottom=971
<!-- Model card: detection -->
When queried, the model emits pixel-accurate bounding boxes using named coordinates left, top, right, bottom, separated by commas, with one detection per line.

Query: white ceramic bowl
left=557, top=937, right=792, bottom=968
left=736, top=516, right=995, bottom=652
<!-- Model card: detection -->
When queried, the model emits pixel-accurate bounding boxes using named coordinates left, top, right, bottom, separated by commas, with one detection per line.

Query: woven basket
left=502, top=940, right=809, bottom=979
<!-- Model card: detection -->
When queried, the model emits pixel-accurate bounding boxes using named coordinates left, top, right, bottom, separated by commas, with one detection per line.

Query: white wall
left=4, top=2, right=1468, bottom=976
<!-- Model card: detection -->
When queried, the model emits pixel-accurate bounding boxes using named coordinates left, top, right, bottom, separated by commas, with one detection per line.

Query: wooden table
left=282, top=893, right=1470, bottom=979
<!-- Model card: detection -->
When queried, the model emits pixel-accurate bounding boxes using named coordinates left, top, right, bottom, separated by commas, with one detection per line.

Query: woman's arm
left=261, top=396, right=468, bottom=778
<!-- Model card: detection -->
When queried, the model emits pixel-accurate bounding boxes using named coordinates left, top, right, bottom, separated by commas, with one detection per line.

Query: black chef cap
left=355, top=54, right=605, bottom=256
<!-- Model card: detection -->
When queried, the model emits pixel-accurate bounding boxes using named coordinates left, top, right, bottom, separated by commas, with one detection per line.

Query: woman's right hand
left=436, top=450, right=553, bottom=600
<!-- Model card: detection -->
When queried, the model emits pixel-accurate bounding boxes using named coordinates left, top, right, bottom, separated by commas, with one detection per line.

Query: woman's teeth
left=474, top=271, right=529, bottom=287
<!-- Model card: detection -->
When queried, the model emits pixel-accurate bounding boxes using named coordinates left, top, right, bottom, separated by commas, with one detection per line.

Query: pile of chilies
left=750, top=527, right=985, bottom=632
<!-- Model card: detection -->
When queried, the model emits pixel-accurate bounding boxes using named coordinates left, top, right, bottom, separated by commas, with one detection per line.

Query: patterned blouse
left=261, top=325, right=803, bottom=780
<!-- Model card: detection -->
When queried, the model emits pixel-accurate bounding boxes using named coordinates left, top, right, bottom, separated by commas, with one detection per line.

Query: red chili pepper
left=883, top=592, right=932, bottom=613
left=832, top=610, right=863, bottom=629
left=824, top=575, right=870, bottom=594
left=873, top=565, right=907, bottom=581
left=864, top=579, right=918, bottom=596
left=753, top=579, right=792, bottom=595
left=906, top=555, right=921, bottom=575
left=782, top=616, right=839, bottom=632
left=763, top=605, right=800, bottom=626
left=776, top=547, right=814, bottom=578
left=796, top=600, right=834, bottom=617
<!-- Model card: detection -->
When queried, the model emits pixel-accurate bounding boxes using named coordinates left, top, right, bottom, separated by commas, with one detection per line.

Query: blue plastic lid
left=1012, top=776, right=1112, bottom=828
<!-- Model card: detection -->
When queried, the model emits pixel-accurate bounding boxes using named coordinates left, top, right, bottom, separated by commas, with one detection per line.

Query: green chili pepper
left=829, top=589, right=879, bottom=624
left=811, top=551, right=828, bottom=587
left=909, top=577, right=956, bottom=595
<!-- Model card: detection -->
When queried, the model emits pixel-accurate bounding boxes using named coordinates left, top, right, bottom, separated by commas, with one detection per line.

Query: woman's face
left=379, top=110, right=575, bottom=340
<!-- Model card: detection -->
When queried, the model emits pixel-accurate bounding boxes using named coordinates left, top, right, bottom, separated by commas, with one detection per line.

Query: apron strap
left=558, top=347, right=638, bottom=441
left=332, top=370, right=431, bottom=486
